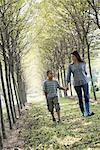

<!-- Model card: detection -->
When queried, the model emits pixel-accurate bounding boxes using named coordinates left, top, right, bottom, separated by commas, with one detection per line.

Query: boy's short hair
left=47, top=70, right=52, bottom=76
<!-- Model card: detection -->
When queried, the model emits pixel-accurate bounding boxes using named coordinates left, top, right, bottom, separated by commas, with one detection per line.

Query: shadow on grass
left=19, top=99, right=100, bottom=150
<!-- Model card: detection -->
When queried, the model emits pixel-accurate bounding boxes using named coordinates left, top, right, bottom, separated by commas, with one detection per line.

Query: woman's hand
left=63, top=86, right=69, bottom=91
left=66, top=85, right=69, bottom=91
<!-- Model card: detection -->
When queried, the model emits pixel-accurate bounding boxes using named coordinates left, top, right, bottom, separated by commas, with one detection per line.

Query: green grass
left=19, top=98, right=100, bottom=150
left=90, top=91, right=100, bottom=99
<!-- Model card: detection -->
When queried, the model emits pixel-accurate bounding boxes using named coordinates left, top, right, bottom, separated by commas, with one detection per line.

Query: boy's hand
left=65, top=85, right=69, bottom=91
left=59, top=86, right=69, bottom=91
left=64, top=86, right=69, bottom=91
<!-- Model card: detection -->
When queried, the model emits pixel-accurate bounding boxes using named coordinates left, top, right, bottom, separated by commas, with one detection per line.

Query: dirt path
left=3, top=103, right=32, bottom=150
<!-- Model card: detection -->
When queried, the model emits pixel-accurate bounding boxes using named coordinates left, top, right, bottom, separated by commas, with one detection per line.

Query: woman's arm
left=67, top=64, right=71, bottom=85
left=84, top=63, right=87, bottom=75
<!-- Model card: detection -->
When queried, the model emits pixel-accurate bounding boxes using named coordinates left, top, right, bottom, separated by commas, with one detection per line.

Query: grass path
left=4, top=98, right=100, bottom=150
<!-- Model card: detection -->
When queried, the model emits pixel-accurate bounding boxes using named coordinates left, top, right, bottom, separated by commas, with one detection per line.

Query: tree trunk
left=68, top=58, right=73, bottom=96
left=57, top=69, right=62, bottom=97
left=60, top=68, right=65, bottom=97
left=60, top=68, right=64, bottom=87
left=1, top=32, right=15, bottom=124
left=16, top=73, right=23, bottom=108
left=0, top=132, right=3, bottom=150
left=0, top=62, right=12, bottom=129
left=86, top=38, right=97, bottom=101
left=15, top=60, right=23, bottom=109
left=11, top=70, right=21, bottom=116
left=22, top=81, right=27, bottom=104
left=15, top=58, right=27, bottom=106
left=63, top=66, right=68, bottom=96
left=4, top=61, right=15, bottom=124
left=8, top=65, right=17, bottom=119
left=82, top=47, right=84, bottom=60
left=0, top=96, right=6, bottom=139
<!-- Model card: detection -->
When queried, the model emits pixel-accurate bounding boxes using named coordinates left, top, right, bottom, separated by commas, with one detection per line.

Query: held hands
left=64, top=85, right=69, bottom=91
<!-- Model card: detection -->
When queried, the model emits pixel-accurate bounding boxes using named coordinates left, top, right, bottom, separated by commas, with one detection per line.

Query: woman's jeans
left=74, top=83, right=90, bottom=115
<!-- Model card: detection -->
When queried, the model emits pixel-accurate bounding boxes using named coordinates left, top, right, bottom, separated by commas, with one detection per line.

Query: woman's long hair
left=71, top=50, right=84, bottom=63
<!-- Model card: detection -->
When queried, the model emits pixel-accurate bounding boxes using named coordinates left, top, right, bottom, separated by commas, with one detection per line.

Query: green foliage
left=32, top=0, right=100, bottom=78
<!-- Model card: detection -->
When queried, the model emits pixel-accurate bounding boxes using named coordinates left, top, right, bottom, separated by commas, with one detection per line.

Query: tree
left=87, top=0, right=100, bottom=29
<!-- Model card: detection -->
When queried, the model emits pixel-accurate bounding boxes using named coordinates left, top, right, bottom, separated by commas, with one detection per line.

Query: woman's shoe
left=84, top=112, right=95, bottom=117
left=88, top=112, right=95, bottom=116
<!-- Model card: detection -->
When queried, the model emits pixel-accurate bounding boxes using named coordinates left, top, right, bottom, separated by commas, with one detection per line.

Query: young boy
left=43, top=70, right=67, bottom=123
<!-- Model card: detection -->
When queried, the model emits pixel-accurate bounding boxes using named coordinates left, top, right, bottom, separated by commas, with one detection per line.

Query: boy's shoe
left=52, top=117, right=56, bottom=122
left=81, top=111, right=85, bottom=117
left=57, top=119, right=61, bottom=123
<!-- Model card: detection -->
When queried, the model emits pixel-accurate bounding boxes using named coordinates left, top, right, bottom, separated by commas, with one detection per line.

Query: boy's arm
left=43, top=81, right=48, bottom=99
left=59, top=86, right=66, bottom=90
left=57, top=82, right=67, bottom=91
left=59, top=86, right=68, bottom=91
left=44, top=92, right=47, bottom=99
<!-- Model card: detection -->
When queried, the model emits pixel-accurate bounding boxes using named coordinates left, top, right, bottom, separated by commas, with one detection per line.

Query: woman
left=67, top=50, right=94, bottom=117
